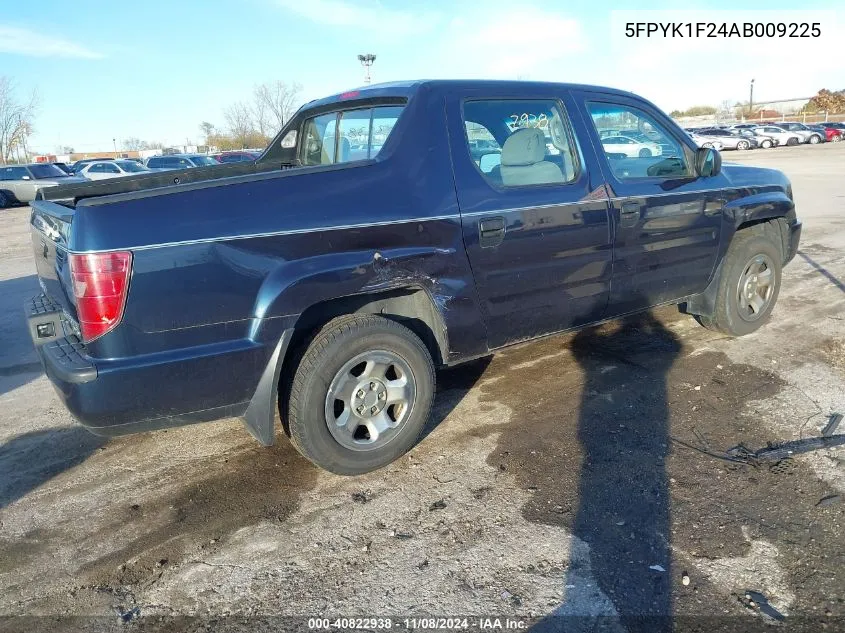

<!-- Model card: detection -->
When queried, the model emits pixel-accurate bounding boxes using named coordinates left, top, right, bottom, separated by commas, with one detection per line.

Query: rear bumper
left=26, top=294, right=272, bottom=436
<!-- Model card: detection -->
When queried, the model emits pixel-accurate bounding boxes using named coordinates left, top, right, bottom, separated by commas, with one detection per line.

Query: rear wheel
left=809, top=134, right=821, bottom=144
left=0, top=191, right=10, bottom=209
left=286, top=314, right=435, bottom=475
left=760, top=139, right=773, bottom=149
left=696, top=228, right=782, bottom=337
left=638, top=148, right=652, bottom=157
left=832, top=135, right=841, bottom=143
left=787, top=137, right=799, bottom=146
left=737, top=140, right=750, bottom=150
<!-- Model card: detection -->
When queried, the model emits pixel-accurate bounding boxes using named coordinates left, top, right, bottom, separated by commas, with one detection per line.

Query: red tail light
left=69, top=251, right=132, bottom=342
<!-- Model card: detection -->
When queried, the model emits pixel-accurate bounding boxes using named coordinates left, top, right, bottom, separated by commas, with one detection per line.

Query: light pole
left=749, top=79, right=755, bottom=115
left=113, top=137, right=117, bottom=156
left=358, top=54, right=376, bottom=85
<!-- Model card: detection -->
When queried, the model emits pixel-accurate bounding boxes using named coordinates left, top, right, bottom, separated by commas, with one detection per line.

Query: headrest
left=501, top=128, right=546, bottom=166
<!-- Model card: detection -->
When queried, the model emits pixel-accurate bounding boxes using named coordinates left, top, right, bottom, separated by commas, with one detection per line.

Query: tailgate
left=29, top=200, right=78, bottom=325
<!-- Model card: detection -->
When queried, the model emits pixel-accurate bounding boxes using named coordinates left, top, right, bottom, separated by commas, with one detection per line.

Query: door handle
left=479, top=216, right=505, bottom=247
left=619, top=201, right=641, bottom=228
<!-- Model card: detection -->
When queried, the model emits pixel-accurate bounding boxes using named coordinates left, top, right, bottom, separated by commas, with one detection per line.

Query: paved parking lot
left=1, top=143, right=843, bottom=630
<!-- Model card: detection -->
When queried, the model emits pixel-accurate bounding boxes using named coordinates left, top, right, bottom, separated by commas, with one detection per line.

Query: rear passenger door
left=446, top=90, right=613, bottom=349
left=573, top=92, right=725, bottom=314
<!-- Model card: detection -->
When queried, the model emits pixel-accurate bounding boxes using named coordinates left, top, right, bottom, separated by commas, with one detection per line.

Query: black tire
left=0, top=191, right=10, bottom=209
left=761, top=139, right=772, bottom=149
left=286, top=314, right=435, bottom=475
left=809, top=134, right=821, bottom=144
left=638, top=148, right=652, bottom=158
left=737, top=140, right=749, bottom=150
left=786, top=137, right=799, bottom=146
left=696, top=226, right=783, bottom=337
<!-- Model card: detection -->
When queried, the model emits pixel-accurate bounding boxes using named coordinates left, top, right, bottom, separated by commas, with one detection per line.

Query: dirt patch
left=76, top=438, right=319, bottom=592
left=818, top=338, right=845, bottom=372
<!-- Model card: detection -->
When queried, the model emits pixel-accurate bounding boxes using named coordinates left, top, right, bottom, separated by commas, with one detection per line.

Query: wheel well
left=736, top=217, right=789, bottom=262
left=287, top=288, right=447, bottom=368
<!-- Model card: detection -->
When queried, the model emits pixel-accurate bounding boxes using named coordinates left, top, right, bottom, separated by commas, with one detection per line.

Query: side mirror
left=695, top=147, right=721, bottom=177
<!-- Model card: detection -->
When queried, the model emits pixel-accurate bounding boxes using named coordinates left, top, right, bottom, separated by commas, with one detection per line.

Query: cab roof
left=303, top=79, right=640, bottom=111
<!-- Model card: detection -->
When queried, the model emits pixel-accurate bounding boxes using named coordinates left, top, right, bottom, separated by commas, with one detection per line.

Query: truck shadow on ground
left=797, top=250, right=845, bottom=294
left=0, top=274, right=43, bottom=397
left=483, top=311, right=682, bottom=632
left=0, top=426, right=106, bottom=509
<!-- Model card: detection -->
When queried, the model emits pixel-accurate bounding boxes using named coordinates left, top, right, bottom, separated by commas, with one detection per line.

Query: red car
left=812, top=124, right=843, bottom=143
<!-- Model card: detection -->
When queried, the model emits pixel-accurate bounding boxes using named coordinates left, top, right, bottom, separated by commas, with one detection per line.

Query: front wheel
left=760, top=139, right=773, bottom=149
left=0, top=191, right=9, bottom=209
left=736, top=140, right=750, bottom=150
left=787, top=137, right=799, bottom=146
left=696, top=228, right=782, bottom=337
left=809, top=134, right=821, bottom=144
left=832, top=135, right=841, bottom=143
left=638, top=148, right=652, bottom=157
left=286, top=314, right=435, bottom=475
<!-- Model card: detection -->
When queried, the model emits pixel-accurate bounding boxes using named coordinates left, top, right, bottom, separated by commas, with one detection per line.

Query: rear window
left=301, top=105, right=403, bottom=166
left=29, top=164, right=70, bottom=179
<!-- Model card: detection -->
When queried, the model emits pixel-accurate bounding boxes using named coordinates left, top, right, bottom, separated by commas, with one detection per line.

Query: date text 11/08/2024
left=307, top=617, right=527, bottom=630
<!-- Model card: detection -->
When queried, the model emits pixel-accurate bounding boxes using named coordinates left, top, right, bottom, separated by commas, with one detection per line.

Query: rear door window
left=301, top=105, right=404, bottom=166
left=462, top=99, right=580, bottom=186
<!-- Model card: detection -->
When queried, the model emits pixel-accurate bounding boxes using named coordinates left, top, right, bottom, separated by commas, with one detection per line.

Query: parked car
left=0, top=163, right=85, bottom=207
left=215, top=150, right=261, bottom=164
left=687, top=132, right=723, bottom=150
left=807, top=125, right=841, bottom=143
left=27, top=79, right=801, bottom=475
left=145, top=154, right=220, bottom=170
left=600, top=134, right=663, bottom=158
left=50, top=162, right=74, bottom=175
left=695, top=128, right=758, bottom=150
left=753, top=126, right=801, bottom=146
left=78, top=160, right=151, bottom=180
left=732, top=128, right=777, bottom=149
left=70, top=158, right=115, bottom=174
left=817, top=122, right=845, bottom=132
left=773, top=122, right=824, bottom=144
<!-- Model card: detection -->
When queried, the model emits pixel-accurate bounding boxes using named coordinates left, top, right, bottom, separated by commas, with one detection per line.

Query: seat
left=500, top=128, right=564, bottom=186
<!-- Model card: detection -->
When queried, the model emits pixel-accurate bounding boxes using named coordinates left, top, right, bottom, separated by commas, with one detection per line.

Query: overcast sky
left=2, top=0, right=842, bottom=152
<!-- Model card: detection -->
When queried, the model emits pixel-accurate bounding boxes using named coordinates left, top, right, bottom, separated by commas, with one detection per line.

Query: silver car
left=78, top=159, right=151, bottom=180
left=0, top=163, right=86, bottom=207
left=694, top=128, right=759, bottom=150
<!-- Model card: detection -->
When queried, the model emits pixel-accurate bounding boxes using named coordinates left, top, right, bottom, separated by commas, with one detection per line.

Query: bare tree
left=199, top=121, right=215, bottom=145
left=253, top=81, right=302, bottom=133
left=0, top=77, right=38, bottom=164
left=224, top=101, right=256, bottom=148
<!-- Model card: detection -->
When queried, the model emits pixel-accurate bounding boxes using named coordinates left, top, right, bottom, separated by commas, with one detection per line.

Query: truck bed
left=39, top=160, right=279, bottom=207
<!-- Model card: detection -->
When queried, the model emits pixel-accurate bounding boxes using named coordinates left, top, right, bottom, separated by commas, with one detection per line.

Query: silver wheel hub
left=736, top=254, right=775, bottom=322
left=324, top=350, right=416, bottom=451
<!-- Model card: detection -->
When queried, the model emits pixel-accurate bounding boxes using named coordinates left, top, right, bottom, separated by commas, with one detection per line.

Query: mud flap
left=242, top=330, right=292, bottom=446
left=682, top=260, right=724, bottom=318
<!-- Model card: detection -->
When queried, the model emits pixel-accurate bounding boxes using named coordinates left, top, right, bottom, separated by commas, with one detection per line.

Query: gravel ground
left=0, top=143, right=843, bottom=632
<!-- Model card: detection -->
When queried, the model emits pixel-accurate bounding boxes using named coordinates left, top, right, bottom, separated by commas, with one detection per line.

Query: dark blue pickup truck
left=26, top=80, right=801, bottom=474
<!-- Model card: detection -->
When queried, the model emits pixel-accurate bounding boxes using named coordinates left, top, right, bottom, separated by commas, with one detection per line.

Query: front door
left=573, top=92, right=726, bottom=315
left=446, top=90, right=613, bottom=349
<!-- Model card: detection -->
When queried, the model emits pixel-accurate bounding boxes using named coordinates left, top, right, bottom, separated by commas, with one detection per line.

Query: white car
left=753, top=126, right=801, bottom=147
left=774, top=121, right=824, bottom=144
left=78, top=159, right=150, bottom=180
left=601, top=134, right=663, bottom=158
